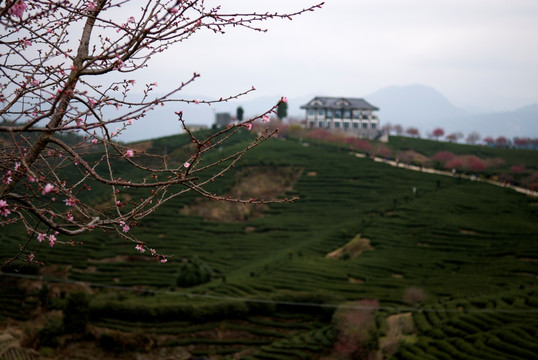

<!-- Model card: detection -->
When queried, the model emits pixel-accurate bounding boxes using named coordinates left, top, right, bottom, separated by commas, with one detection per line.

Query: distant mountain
left=362, top=84, right=538, bottom=138
left=451, top=103, right=538, bottom=139
left=363, top=84, right=467, bottom=129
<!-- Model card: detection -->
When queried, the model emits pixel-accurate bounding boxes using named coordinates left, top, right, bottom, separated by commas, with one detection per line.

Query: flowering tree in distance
left=465, top=131, right=481, bottom=145
left=432, top=127, right=444, bottom=140
left=405, top=127, right=420, bottom=138
left=0, top=0, right=323, bottom=266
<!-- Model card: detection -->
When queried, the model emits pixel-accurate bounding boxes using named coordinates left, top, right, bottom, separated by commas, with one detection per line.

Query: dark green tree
left=236, top=106, right=244, bottom=121
left=176, top=256, right=212, bottom=287
left=277, top=101, right=288, bottom=120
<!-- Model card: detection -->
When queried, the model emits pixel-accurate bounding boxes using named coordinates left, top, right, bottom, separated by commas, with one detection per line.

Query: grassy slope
left=1, top=132, right=537, bottom=359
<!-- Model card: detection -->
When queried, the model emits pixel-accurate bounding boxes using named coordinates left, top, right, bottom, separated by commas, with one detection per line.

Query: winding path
left=352, top=152, right=538, bottom=198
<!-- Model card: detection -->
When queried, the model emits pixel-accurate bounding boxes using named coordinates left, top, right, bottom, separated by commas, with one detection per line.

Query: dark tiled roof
left=300, top=96, right=379, bottom=111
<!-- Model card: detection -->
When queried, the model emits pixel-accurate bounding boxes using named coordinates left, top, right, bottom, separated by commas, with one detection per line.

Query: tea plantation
left=1, top=131, right=537, bottom=359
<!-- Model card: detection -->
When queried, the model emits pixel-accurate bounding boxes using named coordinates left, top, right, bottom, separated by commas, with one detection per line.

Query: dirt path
left=352, top=152, right=538, bottom=198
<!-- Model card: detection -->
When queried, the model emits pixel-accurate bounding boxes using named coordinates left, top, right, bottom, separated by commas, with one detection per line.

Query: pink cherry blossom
left=42, top=183, right=55, bottom=195
left=48, top=234, right=57, bottom=247
left=0, top=199, right=10, bottom=217
left=14, top=162, right=21, bottom=171
left=91, top=139, right=98, bottom=144
left=8, top=0, right=27, bottom=18
left=31, top=79, right=39, bottom=86
left=64, top=197, right=76, bottom=206
left=28, top=176, right=35, bottom=183
left=244, top=123, right=252, bottom=130
left=184, top=161, right=190, bottom=168
left=37, top=233, right=45, bottom=242
left=87, top=1, right=96, bottom=11
left=160, top=257, right=167, bottom=263
left=28, top=253, right=35, bottom=262
left=262, top=115, right=270, bottom=123
left=128, top=16, right=135, bottom=23
left=66, top=212, right=74, bottom=221
left=122, top=224, right=130, bottom=232
left=135, top=244, right=145, bottom=253
left=281, top=96, right=288, bottom=103
left=125, top=149, right=134, bottom=157
left=21, top=38, right=32, bottom=48
left=194, top=99, right=199, bottom=104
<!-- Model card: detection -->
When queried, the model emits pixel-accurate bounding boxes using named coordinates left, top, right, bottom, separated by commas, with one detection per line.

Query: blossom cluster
left=8, top=0, right=27, bottom=18
left=0, top=199, right=10, bottom=217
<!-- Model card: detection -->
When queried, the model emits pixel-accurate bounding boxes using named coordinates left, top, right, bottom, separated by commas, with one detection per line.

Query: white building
left=300, top=96, right=381, bottom=139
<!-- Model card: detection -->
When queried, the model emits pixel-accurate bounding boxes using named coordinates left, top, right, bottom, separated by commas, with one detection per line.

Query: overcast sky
left=133, top=0, right=538, bottom=112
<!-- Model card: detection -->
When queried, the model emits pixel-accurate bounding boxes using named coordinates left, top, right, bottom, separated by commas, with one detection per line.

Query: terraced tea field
left=1, top=132, right=537, bottom=359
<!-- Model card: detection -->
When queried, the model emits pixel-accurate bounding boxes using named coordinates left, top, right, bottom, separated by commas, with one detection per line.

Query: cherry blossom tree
left=431, top=151, right=454, bottom=163
left=380, top=123, right=392, bottom=135
left=392, top=124, right=403, bottom=136
left=513, top=137, right=529, bottom=149
left=405, top=127, right=420, bottom=138
left=483, top=136, right=495, bottom=146
left=432, top=127, right=444, bottom=140
left=0, top=0, right=323, bottom=267
left=465, top=131, right=481, bottom=145
left=495, top=136, right=508, bottom=148
left=445, top=132, right=463, bottom=143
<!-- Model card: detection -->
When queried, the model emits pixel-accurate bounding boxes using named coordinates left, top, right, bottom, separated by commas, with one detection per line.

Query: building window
left=344, top=122, right=350, bottom=129
left=318, top=109, right=324, bottom=116
left=354, top=111, right=361, bottom=119
left=318, top=121, right=324, bottom=128
left=353, top=122, right=359, bottom=129
left=326, top=109, right=332, bottom=118
left=326, top=122, right=331, bottom=129
left=362, top=114, right=369, bottom=120
left=371, top=123, right=376, bottom=129
left=309, top=121, right=314, bottom=128
left=362, top=122, right=368, bottom=129
left=335, top=110, right=342, bottom=118
left=309, top=110, right=315, bottom=116
left=344, top=110, right=351, bottom=118
left=334, top=121, right=341, bottom=128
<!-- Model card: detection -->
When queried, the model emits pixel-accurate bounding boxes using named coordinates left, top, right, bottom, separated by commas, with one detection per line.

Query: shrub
left=511, top=165, right=526, bottom=174
left=432, top=151, right=454, bottom=163
left=403, top=286, right=428, bottom=306
left=445, top=158, right=463, bottom=170
left=176, top=256, right=212, bottom=288
left=467, top=157, right=486, bottom=172
left=63, top=292, right=89, bottom=334
left=38, top=315, right=64, bottom=348
left=374, top=144, right=392, bottom=158
left=332, top=299, right=379, bottom=359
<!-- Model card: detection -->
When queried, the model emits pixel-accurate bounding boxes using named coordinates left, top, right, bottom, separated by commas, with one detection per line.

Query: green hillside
left=1, top=131, right=537, bottom=359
